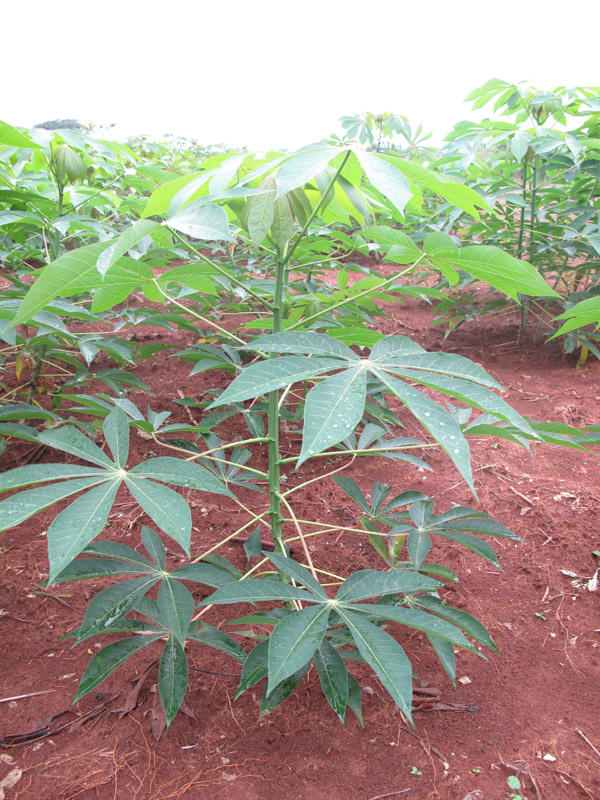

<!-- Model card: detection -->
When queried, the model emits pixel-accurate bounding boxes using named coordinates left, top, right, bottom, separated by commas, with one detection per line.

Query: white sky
left=4, top=0, right=599, bottom=151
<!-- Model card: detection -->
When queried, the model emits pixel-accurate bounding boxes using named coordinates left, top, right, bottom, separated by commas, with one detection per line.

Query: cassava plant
left=431, top=79, right=600, bottom=358
left=0, top=135, right=585, bottom=729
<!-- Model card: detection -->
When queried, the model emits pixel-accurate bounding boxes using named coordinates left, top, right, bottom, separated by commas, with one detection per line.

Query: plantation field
left=1, top=289, right=599, bottom=800
left=1, top=81, right=600, bottom=800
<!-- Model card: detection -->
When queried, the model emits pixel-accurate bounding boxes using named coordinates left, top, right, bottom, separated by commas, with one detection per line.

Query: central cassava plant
left=0, top=140, right=567, bottom=728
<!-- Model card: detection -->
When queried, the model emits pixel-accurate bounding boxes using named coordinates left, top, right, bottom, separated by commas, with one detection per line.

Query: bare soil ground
left=1, top=290, right=599, bottom=800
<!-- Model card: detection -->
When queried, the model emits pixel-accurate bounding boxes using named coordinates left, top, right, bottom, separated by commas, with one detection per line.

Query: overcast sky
left=4, top=0, right=599, bottom=151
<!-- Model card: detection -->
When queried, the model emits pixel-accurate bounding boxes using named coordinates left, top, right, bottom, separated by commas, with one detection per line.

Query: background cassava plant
left=1, top=121, right=596, bottom=730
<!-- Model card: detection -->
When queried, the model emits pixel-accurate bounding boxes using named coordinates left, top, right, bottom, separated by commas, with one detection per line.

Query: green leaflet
left=336, top=608, right=413, bottom=722
left=48, top=479, right=121, bottom=583
left=247, top=174, right=276, bottom=250
left=165, top=202, right=233, bottom=242
left=245, top=331, right=358, bottom=360
left=128, top=457, right=235, bottom=498
left=267, top=552, right=328, bottom=598
left=271, top=196, right=294, bottom=253
left=124, top=476, right=192, bottom=556
left=159, top=636, right=188, bottom=728
left=103, top=406, right=130, bottom=468
left=267, top=604, right=330, bottom=693
left=207, top=356, right=342, bottom=407
left=141, top=526, right=166, bottom=569
left=350, top=604, right=476, bottom=652
left=74, top=635, right=162, bottom=702
left=187, top=623, right=247, bottom=664
left=199, top=580, right=314, bottom=606
left=96, top=219, right=159, bottom=277
left=315, top=640, right=349, bottom=724
left=372, top=369, right=474, bottom=490
left=0, top=463, right=107, bottom=493
left=39, top=424, right=116, bottom=468
left=353, top=149, right=412, bottom=214
left=157, top=578, right=195, bottom=648
left=76, top=576, right=159, bottom=642
left=0, top=120, right=41, bottom=148
left=0, top=477, right=112, bottom=534
left=335, top=569, right=440, bottom=603
left=298, top=367, right=366, bottom=466
left=275, top=147, right=344, bottom=196
left=236, top=640, right=269, bottom=698
left=433, top=246, right=560, bottom=300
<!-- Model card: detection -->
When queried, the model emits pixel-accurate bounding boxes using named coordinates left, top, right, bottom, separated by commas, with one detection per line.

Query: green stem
left=170, top=229, right=274, bottom=311
left=266, top=256, right=287, bottom=554
left=51, top=180, right=64, bottom=260
left=27, top=346, right=47, bottom=404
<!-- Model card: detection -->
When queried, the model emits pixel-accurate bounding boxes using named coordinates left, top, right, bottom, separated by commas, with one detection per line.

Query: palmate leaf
left=0, top=407, right=232, bottom=580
